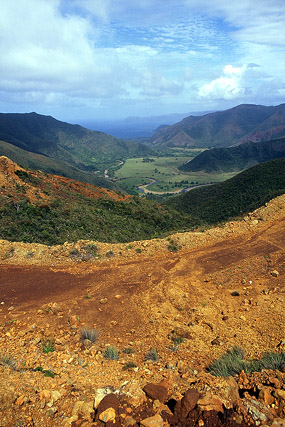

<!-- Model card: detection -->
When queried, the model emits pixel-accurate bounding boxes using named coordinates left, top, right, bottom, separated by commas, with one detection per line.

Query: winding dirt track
left=1, top=216, right=284, bottom=364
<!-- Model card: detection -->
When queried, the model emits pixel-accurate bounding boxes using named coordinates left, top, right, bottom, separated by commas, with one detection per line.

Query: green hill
left=165, top=158, right=285, bottom=224
left=151, top=104, right=285, bottom=148
left=0, top=157, right=190, bottom=245
left=179, top=138, right=285, bottom=173
left=0, top=112, right=153, bottom=172
left=0, top=140, right=120, bottom=191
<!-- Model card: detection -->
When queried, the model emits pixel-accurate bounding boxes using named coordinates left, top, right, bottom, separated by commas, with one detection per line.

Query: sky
left=0, top=0, right=284, bottom=123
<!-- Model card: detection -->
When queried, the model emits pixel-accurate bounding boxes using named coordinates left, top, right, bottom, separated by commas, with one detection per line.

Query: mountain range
left=0, top=112, right=153, bottom=173
left=151, top=103, right=285, bottom=148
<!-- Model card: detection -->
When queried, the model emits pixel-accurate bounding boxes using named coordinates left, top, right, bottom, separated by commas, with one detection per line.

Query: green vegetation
left=0, top=185, right=192, bottom=245
left=0, top=112, right=154, bottom=173
left=123, top=362, right=137, bottom=370
left=123, top=347, right=135, bottom=354
left=166, top=158, right=285, bottom=225
left=80, top=327, right=99, bottom=343
left=114, top=155, right=234, bottom=195
left=114, top=155, right=233, bottom=195
left=42, top=337, right=55, bottom=354
left=180, top=138, right=285, bottom=173
left=0, top=158, right=284, bottom=246
left=0, top=140, right=120, bottom=191
left=34, top=366, right=55, bottom=378
left=145, top=348, right=159, bottom=362
left=103, top=346, right=119, bottom=360
left=208, top=347, right=285, bottom=377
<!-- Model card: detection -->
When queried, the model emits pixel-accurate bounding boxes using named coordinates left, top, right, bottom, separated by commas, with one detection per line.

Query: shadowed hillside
left=0, top=112, right=154, bottom=172
left=166, top=158, right=285, bottom=224
left=0, top=140, right=121, bottom=191
left=179, top=137, right=285, bottom=173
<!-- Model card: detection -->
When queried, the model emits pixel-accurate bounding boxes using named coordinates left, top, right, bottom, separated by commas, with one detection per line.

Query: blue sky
left=0, top=0, right=284, bottom=123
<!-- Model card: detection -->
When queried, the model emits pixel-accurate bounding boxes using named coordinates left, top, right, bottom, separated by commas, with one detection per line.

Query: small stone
left=124, top=416, right=137, bottom=426
left=16, top=395, right=28, bottom=406
left=50, top=302, right=61, bottom=314
left=140, top=413, right=164, bottom=427
left=100, top=298, right=108, bottom=304
left=8, top=306, right=14, bottom=311
left=231, top=291, right=240, bottom=296
left=197, top=394, right=223, bottom=413
left=271, top=270, right=279, bottom=277
left=211, top=337, right=223, bottom=346
left=46, top=407, right=57, bottom=418
left=259, top=388, right=274, bottom=406
left=99, top=407, right=116, bottom=423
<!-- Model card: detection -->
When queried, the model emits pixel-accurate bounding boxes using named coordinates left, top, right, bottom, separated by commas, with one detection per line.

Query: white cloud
left=184, top=0, right=285, bottom=47
left=198, top=64, right=247, bottom=100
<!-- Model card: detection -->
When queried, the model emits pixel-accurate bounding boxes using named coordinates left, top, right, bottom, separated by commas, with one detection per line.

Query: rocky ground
left=0, top=195, right=284, bottom=426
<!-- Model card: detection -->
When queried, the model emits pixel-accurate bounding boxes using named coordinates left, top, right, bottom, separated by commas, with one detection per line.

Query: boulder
left=143, top=383, right=168, bottom=403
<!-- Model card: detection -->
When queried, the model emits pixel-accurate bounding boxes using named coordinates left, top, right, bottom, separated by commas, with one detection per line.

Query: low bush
left=103, top=346, right=119, bottom=360
left=123, top=347, right=135, bottom=354
left=42, top=337, right=55, bottom=354
left=145, top=348, right=159, bottom=362
left=208, top=347, right=285, bottom=376
left=81, top=326, right=99, bottom=343
left=123, top=362, right=137, bottom=370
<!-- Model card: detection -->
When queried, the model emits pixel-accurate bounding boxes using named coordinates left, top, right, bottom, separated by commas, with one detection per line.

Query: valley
left=112, top=152, right=236, bottom=195
left=0, top=104, right=285, bottom=426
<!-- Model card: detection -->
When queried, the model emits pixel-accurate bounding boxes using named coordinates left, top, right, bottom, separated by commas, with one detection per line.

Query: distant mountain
left=151, top=104, right=285, bottom=148
left=0, top=139, right=120, bottom=191
left=0, top=112, right=153, bottom=172
left=165, top=158, right=285, bottom=225
left=179, top=137, right=285, bottom=173
left=79, top=111, right=213, bottom=139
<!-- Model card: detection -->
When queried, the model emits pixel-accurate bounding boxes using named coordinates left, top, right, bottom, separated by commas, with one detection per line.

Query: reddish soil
left=0, top=194, right=284, bottom=426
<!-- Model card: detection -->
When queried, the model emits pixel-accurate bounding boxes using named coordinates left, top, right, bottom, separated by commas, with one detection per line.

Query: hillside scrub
left=165, top=158, right=285, bottom=225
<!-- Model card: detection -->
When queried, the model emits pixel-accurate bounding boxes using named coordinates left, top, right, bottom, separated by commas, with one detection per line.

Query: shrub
left=123, top=362, right=137, bottom=370
left=83, top=244, right=98, bottom=256
left=34, top=366, right=55, bottom=377
left=103, top=346, right=119, bottom=360
left=136, top=248, right=142, bottom=253
left=42, top=337, right=55, bottom=354
left=69, top=248, right=80, bottom=258
left=208, top=347, right=285, bottom=377
left=171, top=335, right=185, bottom=346
left=81, top=326, right=99, bottom=343
left=123, top=347, right=135, bottom=354
left=0, top=354, right=16, bottom=369
left=259, top=352, right=285, bottom=371
left=145, top=348, right=159, bottom=362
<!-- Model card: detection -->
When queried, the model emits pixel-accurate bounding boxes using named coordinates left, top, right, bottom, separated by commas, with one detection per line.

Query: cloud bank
left=0, top=0, right=284, bottom=120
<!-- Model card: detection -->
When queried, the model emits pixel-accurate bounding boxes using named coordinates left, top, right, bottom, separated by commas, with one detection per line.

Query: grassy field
left=114, top=154, right=237, bottom=195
